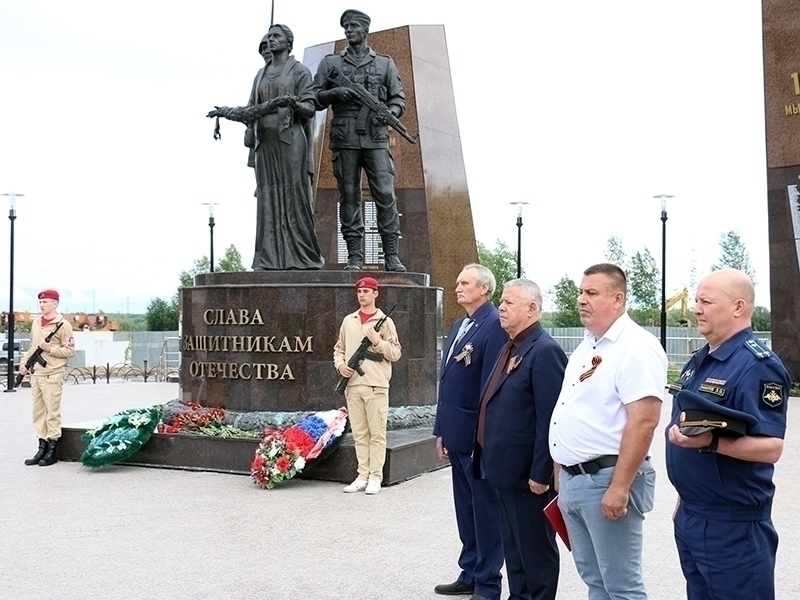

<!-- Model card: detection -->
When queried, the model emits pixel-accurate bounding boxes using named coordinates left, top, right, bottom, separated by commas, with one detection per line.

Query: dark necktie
left=476, top=341, right=513, bottom=446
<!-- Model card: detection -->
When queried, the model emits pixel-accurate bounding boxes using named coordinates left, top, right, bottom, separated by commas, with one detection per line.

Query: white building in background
left=71, top=331, right=130, bottom=366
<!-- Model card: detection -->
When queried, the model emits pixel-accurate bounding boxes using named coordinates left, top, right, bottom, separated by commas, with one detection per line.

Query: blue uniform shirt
left=666, top=328, right=790, bottom=517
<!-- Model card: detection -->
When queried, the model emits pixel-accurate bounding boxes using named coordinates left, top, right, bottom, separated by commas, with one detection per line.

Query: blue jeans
left=558, top=459, right=656, bottom=600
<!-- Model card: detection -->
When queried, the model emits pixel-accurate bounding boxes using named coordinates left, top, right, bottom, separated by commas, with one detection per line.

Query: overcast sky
left=0, top=1, right=771, bottom=314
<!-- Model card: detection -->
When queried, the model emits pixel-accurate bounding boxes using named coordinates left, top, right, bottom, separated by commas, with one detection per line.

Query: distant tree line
left=546, top=232, right=769, bottom=330
left=145, top=245, right=245, bottom=331
left=137, top=236, right=771, bottom=332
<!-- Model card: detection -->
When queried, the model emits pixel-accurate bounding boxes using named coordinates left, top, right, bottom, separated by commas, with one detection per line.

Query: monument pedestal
left=59, top=270, right=445, bottom=483
left=182, top=270, right=441, bottom=412
left=57, top=425, right=448, bottom=485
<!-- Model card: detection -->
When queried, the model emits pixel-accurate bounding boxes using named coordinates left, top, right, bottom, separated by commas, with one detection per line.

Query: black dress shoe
left=434, top=581, right=475, bottom=596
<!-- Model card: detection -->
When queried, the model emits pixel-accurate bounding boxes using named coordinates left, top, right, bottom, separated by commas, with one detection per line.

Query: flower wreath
left=80, top=406, right=163, bottom=468
left=251, top=407, right=348, bottom=489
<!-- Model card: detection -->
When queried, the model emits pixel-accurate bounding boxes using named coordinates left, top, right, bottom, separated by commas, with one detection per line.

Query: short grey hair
left=503, top=278, right=543, bottom=308
left=464, top=263, right=496, bottom=296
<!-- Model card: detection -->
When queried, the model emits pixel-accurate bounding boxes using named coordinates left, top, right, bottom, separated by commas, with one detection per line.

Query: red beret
left=38, top=289, right=60, bottom=301
left=355, top=277, right=379, bottom=291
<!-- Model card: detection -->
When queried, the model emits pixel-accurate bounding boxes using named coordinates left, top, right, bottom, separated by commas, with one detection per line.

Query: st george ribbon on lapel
left=446, top=318, right=473, bottom=362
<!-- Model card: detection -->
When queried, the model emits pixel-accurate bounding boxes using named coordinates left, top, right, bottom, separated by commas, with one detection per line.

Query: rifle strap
left=356, top=104, right=370, bottom=134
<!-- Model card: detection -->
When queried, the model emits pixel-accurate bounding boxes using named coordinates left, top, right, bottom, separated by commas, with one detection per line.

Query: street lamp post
left=201, top=203, right=220, bottom=272
left=653, top=194, right=673, bottom=351
left=509, top=202, right=529, bottom=279
left=2, top=193, right=23, bottom=392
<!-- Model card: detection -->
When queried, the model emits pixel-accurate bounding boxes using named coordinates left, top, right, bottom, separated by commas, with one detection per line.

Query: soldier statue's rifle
left=326, top=67, right=418, bottom=144
left=334, top=304, right=396, bottom=395
left=15, top=322, right=63, bottom=387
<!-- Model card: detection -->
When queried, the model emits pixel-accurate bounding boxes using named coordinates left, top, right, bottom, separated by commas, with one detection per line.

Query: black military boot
left=344, top=238, right=363, bottom=271
left=24, top=439, right=47, bottom=466
left=381, top=234, right=406, bottom=272
left=38, top=439, right=58, bottom=467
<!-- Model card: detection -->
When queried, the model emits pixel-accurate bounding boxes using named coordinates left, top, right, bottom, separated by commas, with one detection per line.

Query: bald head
left=703, top=269, right=755, bottom=312
left=694, top=269, right=755, bottom=348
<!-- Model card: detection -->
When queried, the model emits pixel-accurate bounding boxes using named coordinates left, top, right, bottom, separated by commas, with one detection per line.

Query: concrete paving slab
left=0, top=382, right=798, bottom=599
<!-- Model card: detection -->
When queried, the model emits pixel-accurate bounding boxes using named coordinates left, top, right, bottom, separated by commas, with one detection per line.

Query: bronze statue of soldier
left=313, top=9, right=408, bottom=272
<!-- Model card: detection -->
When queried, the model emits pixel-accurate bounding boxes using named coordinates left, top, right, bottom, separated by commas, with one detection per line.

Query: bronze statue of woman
left=208, top=24, right=324, bottom=270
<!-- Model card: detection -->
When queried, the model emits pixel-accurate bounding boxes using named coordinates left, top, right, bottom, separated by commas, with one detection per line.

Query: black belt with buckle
left=562, top=455, right=618, bottom=476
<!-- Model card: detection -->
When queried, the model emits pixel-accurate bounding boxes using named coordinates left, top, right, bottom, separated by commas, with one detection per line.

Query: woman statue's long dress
left=209, top=26, right=324, bottom=270
left=248, top=54, right=324, bottom=270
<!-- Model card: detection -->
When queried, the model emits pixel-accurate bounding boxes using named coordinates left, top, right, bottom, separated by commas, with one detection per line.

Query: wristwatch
left=699, top=431, right=720, bottom=454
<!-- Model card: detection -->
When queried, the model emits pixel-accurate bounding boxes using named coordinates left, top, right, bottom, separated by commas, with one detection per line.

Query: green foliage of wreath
left=80, top=406, right=163, bottom=468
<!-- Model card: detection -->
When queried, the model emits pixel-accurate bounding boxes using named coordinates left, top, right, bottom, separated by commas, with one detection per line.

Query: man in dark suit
left=434, top=264, right=507, bottom=599
left=474, top=278, right=567, bottom=600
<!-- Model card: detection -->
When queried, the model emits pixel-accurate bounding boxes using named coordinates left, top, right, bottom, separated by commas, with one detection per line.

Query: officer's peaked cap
left=677, top=389, right=757, bottom=437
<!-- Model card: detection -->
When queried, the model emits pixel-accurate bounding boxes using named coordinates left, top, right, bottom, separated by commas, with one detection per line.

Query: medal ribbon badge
left=506, top=355, right=522, bottom=374
left=579, top=355, right=602, bottom=382
left=454, top=342, right=474, bottom=366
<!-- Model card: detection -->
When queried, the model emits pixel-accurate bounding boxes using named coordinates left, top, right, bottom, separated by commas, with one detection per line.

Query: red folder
left=543, top=495, right=571, bottom=551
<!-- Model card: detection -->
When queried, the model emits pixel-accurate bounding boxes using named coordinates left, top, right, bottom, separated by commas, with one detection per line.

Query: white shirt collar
left=585, top=311, right=632, bottom=344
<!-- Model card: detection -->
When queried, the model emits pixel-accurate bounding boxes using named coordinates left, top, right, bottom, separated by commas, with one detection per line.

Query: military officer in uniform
left=313, top=9, right=407, bottom=272
left=666, top=269, right=790, bottom=600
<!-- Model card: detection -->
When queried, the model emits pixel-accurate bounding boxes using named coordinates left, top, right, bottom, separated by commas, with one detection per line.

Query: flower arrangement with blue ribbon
left=251, top=407, right=348, bottom=489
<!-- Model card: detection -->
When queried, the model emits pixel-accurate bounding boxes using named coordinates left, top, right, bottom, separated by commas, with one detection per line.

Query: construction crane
left=665, top=288, right=690, bottom=326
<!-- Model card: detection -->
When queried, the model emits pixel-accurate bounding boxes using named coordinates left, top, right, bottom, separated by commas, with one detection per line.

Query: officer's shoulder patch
left=744, top=338, right=771, bottom=359
left=761, top=381, right=784, bottom=408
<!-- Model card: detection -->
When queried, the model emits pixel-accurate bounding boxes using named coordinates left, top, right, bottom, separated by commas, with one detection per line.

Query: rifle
left=334, top=304, right=396, bottom=395
left=326, top=67, right=418, bottom=144
left=15, top=322, right=63, bottom=387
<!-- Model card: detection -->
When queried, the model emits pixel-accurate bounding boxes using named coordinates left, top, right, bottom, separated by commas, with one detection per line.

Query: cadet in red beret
left=19, top=289, right=75, bottom=466
left=354, top=276, right=379, bottom=291
left=38, top=289, right=59, bottom=301
left=333, top=276, right=401, bottom=494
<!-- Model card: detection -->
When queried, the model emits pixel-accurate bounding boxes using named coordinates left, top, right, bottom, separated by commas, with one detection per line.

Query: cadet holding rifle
left=333, top=277, right=401, bottom=494
left=333, top=303, right=395, bottom=395
left=313, top=9, right=410, bottom=273
left=16, top=321, right=63, bottom=387
left=18, top=290, right=75, bottom=467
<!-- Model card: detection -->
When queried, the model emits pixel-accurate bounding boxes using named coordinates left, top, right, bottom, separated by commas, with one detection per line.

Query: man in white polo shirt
left=549, top=263, right=667, bottom=599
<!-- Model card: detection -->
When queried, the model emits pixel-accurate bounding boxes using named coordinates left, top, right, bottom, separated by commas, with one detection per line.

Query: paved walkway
left=1, top=382, right=798, bottom=599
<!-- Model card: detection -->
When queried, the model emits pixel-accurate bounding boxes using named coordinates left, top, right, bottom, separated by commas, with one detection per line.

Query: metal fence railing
left=1, top=328, right=774, bottom=387
left=546, top=327, right=772, bottom=367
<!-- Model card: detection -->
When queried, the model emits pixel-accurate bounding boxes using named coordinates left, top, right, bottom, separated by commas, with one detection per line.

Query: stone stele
left=763, top=0, right=800, bottom=379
